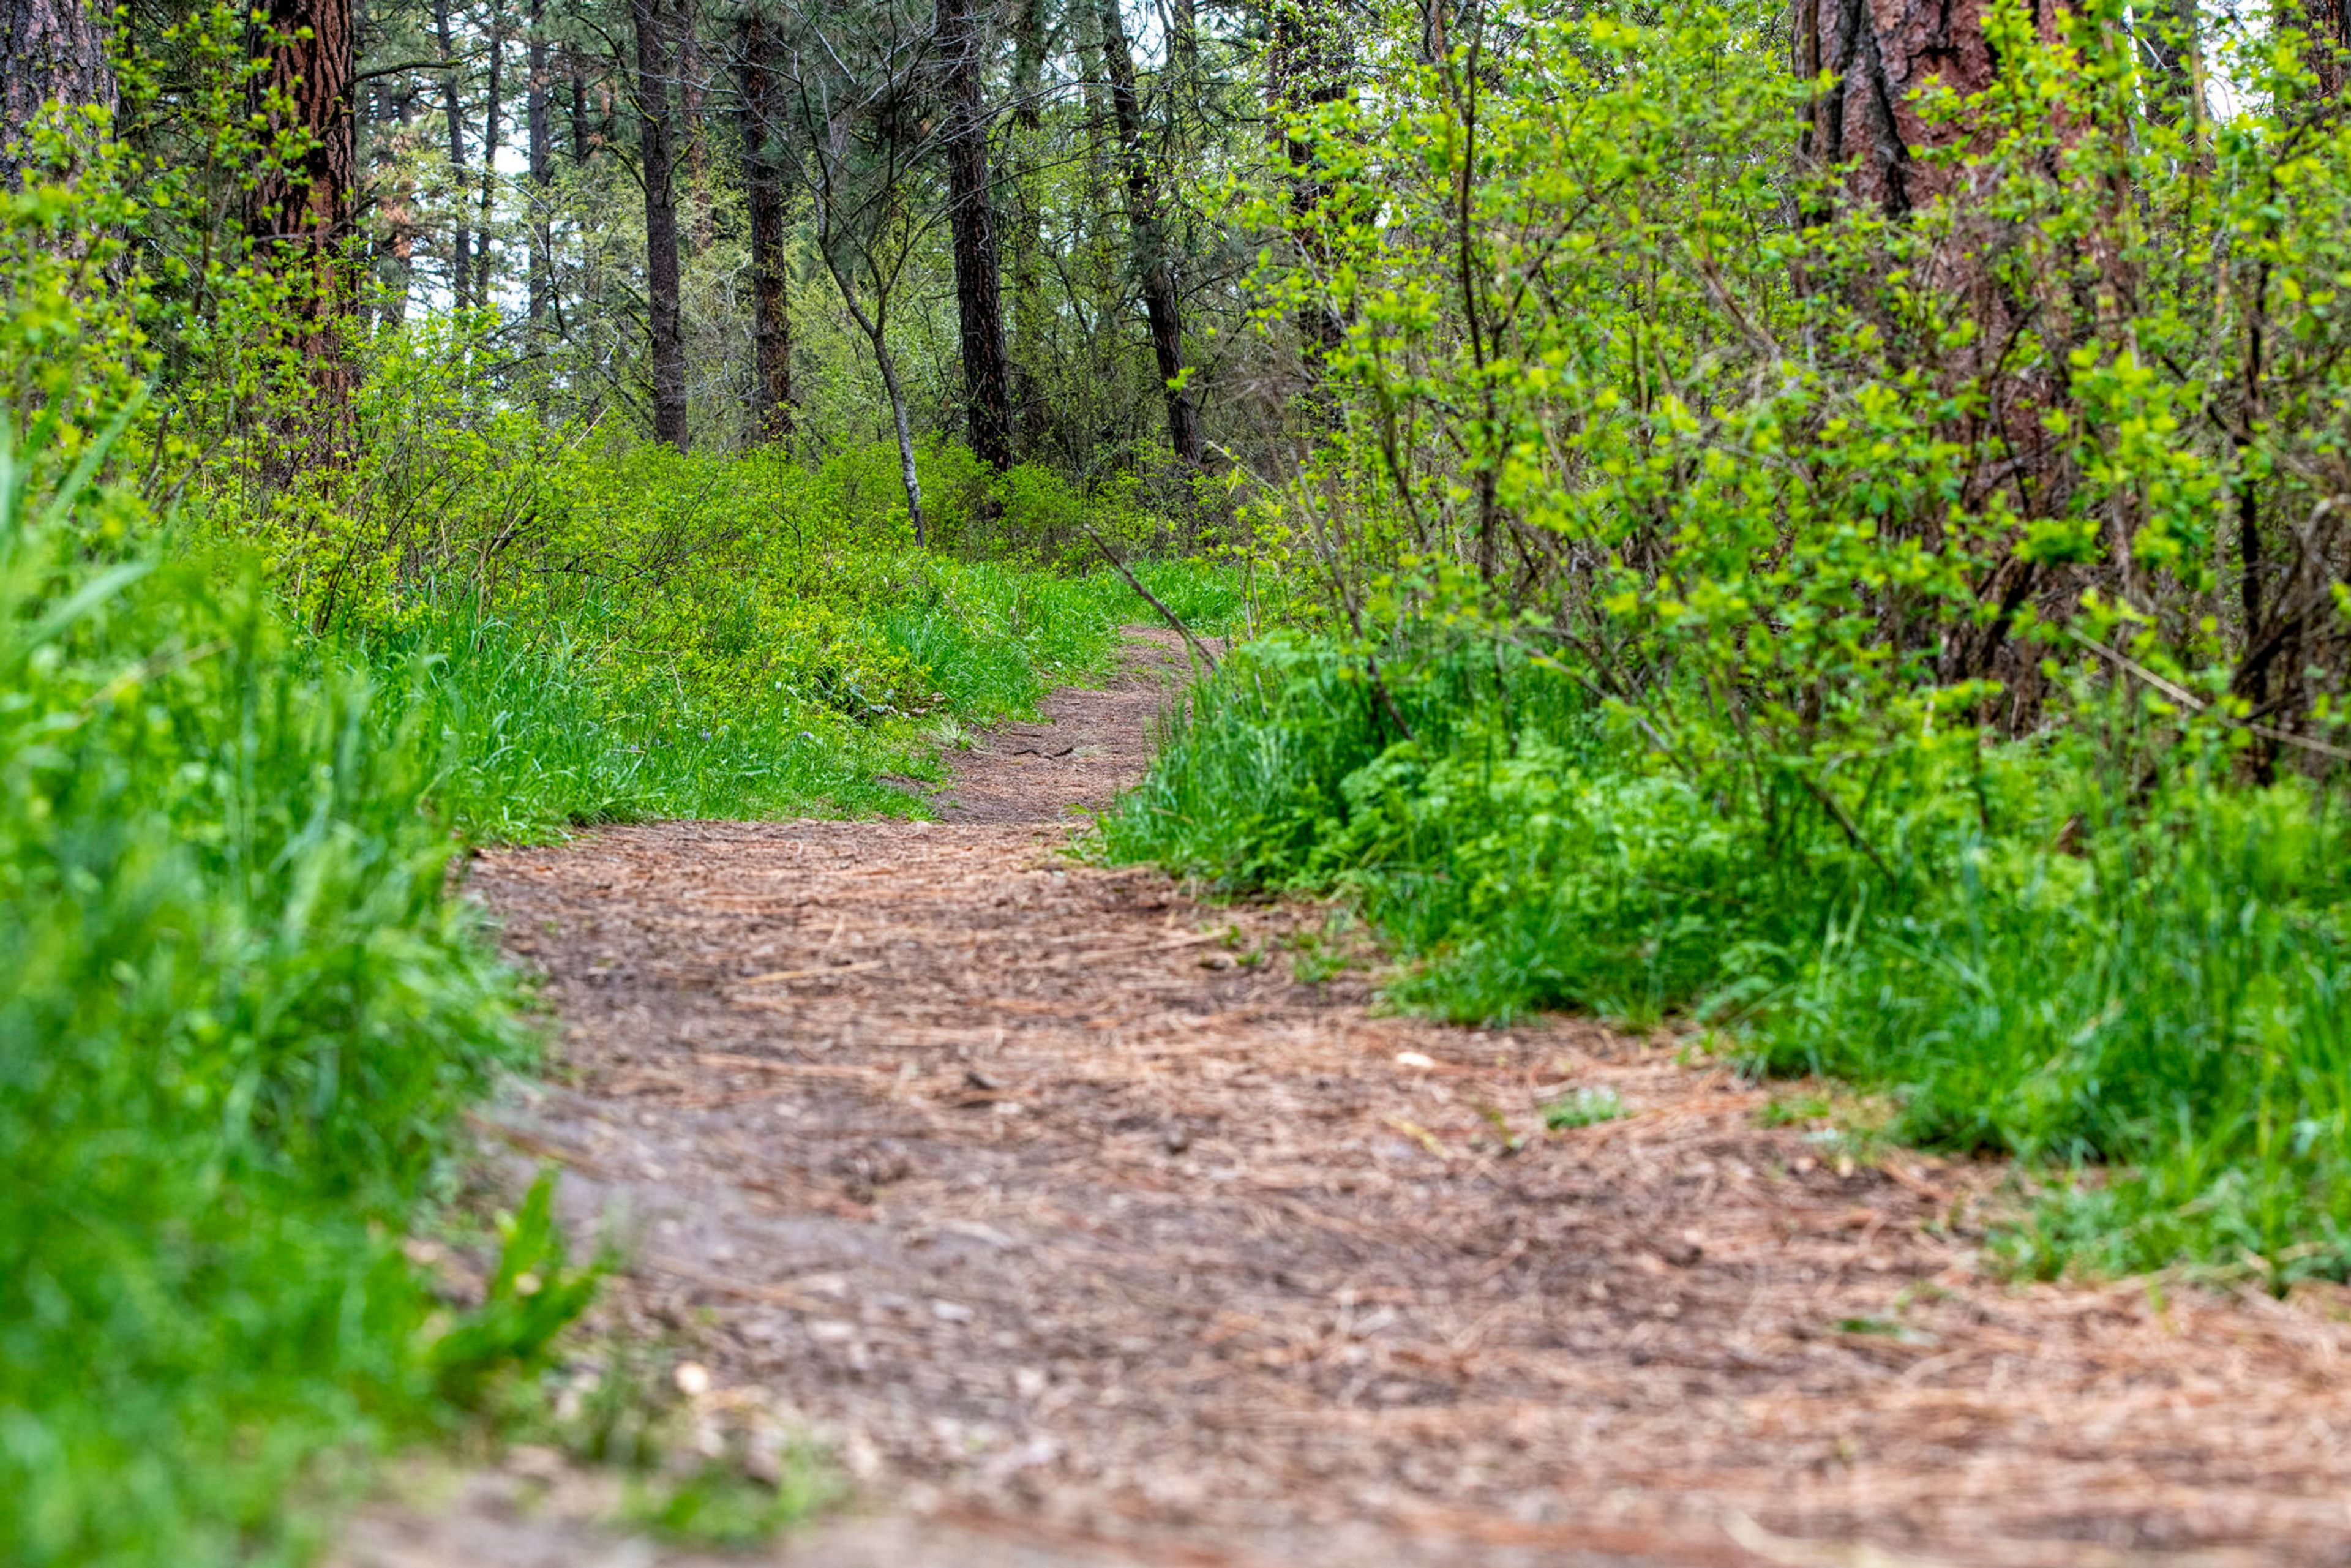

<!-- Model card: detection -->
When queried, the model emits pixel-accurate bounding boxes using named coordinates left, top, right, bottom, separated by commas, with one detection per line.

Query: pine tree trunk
left=938, top=0, right=1013, bottom=470
left=677, top=0, right=711, bottom=249
left=1097, top=0, right=1200, bottom=469
left=631, top=0, right=689, bottom=449
left=737, top=10, right=795, bottom=443
left=472, top=1, right=505, bottom=310
left=567, top=51, right=592, bottom=162
left=246, top=0, right=357, bottom=402
left=434, top=0, right=471, bottom=309
left=0, top=0, right=118, bottom=188
left=527, top=0, right=552, bottom=333
left=1793, top=0, right=1998, bottom=218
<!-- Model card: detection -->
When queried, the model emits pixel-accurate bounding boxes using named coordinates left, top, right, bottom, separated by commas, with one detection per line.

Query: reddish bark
left=1794, top=0, right=2001, bottom=217
left=0, top=0, right=118, bottom=187
left=246, top=0, right=358, bottom=406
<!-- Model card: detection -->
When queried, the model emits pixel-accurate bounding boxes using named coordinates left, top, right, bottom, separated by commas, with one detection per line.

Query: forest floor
left=336, top=632, right=2351, bottom=1568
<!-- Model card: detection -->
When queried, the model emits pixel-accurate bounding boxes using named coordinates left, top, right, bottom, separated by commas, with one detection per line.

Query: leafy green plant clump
left=1099, top=633, right=2351, bottom=1286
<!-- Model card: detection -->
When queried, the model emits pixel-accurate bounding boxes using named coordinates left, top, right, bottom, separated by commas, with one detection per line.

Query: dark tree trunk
left=433, top=0, right=471, bottom=308
left=1007, top=0, right=1047, bottom=454
left=1266, top=0, right=1350, bottom=402
left=677, top=0, right=710, bottom=248
left=631, top=0, right=689, bottom=449
left=737, top=9, right=794, bottom=443
left=246, top=0, right=357, bottom=388
left=527, top=0, right=552, bottom=332
left=2306, top=0, right=2350, bottom=103
left=0, top=0, right=118, bottom=187
left=1097, top=0, right=1200, bottom=468
left=473, top=1, right=506, bottom=310
left=567, top=50, right=593, bottom=161
left=938, top=0, right=1013, bottom=470
left=1793, top=0, right=1997, bottom=219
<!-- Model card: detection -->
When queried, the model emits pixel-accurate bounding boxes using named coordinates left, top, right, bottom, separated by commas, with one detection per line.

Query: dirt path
left=340, top=632, right=2351, bottom=1568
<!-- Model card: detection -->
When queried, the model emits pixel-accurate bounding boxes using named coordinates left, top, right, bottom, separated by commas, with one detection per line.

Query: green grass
left=1095, top=630, right=2351, bottom=1286
left=1543, top=1088, right=1626, bottom=1130
left=390, top=552, right=1243, bottom=841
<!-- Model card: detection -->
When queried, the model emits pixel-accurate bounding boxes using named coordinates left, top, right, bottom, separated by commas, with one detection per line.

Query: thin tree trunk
left=938, top=0, right=1013, bottom=470
left=677, top=0, right=711, bottom=248
left=2140, top=0, right=2203, bottom=124
left=2306, top=0, right=2350, bottom=103
left=813, top=219, right=924, bottom=541
left=631, top=0, right=689, bottom=449
left=874, top=326, right=926, bottom=546
left=1, top=0, right=119, bottom=188
left=1267, top=0, right=1350, bottom=405
left=1007, top=0, right=1047, bottom=454
left=1097, top=0, right=1200, bottom=468
left=568, top=48, right=593, bottom=161
left=527, top=0, right=552, bottom=334
left=737, top=10, right=795, bottom=443
left=473, top=1, right=506, bottom=310
left=434, top=0, right=471, bottom=308
left=373, top=80, right=419, bottom=327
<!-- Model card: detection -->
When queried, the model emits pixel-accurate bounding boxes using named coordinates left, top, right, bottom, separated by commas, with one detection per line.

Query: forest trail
left=339, top=632, right=2351, bottom=1568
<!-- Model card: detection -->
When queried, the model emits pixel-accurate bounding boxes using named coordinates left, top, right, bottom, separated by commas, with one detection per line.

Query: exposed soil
left=337, top=631, right=2351, bottom=1568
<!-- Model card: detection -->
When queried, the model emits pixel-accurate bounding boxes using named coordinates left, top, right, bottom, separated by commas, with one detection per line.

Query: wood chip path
left=336, top=631, right=2351, bottom=1568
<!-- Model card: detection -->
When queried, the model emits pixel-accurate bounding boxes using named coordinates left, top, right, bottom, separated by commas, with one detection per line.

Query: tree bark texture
left=434, top=0, right=471, bottom=308
left=1007, top=0, right=1048, bottom=455
left=0, top=0, right=118, bottom=187
left=677, top=0, right=711, bottom=248
left=1793, top=0, right=1998, bottom=218
left=631, top=0, right=690, bottom=449
left=937, top=0, right=1014, bottom=470
left=527, top=0, right=553, bottom=331
left=737, top=9, right=795, bottom=443
left=473, top=2, right=506, bottom=310
left=1097, top=0, right=1201, bottom=468
left=2306, top=0, right=2350, bottom=103
left=245, top=0, right=358, bottom=380
left=568, top=50, right=593, bottom=161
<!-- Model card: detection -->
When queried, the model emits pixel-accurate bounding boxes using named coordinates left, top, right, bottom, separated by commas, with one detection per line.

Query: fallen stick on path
left=1080, top=522, right=1220, bottom=673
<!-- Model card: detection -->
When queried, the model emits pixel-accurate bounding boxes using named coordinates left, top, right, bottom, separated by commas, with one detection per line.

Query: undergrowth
left=1096, top=632, right=2351, bottom=1287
